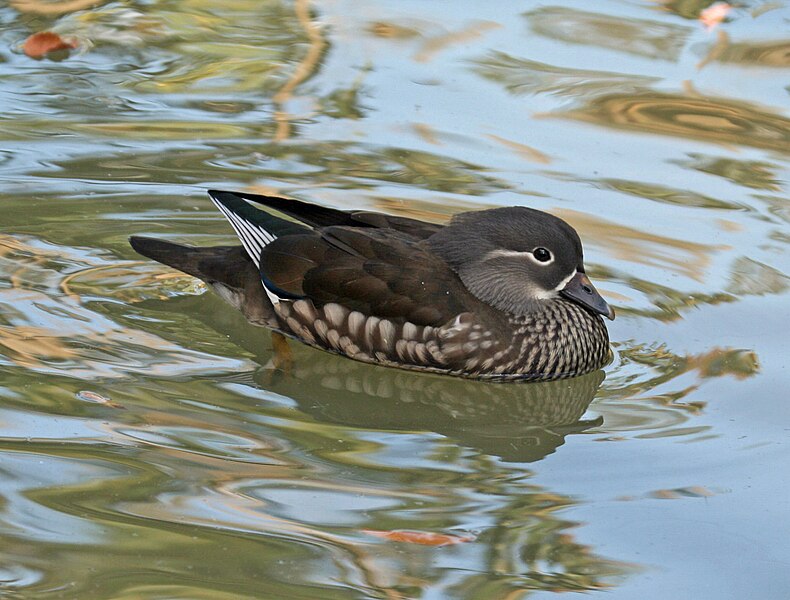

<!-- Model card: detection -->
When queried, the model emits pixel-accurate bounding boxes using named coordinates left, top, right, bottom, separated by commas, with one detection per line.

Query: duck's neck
left=507, top=299, right=610, bottom=380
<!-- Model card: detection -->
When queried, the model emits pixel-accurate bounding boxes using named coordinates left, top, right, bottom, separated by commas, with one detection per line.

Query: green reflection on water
left=672, top=154, right=783, bottom=192
left=13, top=142, right=509, bottom=196
left=549, top=91, right=790, bottom=154
left=525, top=6, right=691, bottom=60
left=470, top=51, right=660, bottom=99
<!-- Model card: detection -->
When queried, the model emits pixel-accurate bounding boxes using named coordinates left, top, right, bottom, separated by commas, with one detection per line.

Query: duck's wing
left=209, top=190, right=443, bottom=240
left=261, top=226, right=487, bottom=327
left=208, top=189, right=491, bottom=328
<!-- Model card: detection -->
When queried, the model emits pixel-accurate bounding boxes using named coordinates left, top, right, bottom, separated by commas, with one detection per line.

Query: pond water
left=1, top=0, right=789, bottom=598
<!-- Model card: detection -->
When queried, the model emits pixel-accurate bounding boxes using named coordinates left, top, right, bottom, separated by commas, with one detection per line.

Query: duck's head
left=428, top=206, right=615, bottom=320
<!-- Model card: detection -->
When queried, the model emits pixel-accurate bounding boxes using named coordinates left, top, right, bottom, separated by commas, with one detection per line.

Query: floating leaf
left=363, top=529, right=475, bottom=546
left=650, top=486, right=715, bottom=499
left=77, top=390, right=125, bottom=409
left=23, top=31, right=77, bottom=58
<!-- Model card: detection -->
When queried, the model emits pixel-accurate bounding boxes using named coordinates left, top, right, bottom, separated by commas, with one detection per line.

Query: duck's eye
left=532, top=247, right=552, bottom=263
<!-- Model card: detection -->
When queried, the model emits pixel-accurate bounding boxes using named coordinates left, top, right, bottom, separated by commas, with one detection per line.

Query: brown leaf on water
left=650, top=486, right=715, bottom=499
left=363, top=529, right=476, bottom=546
left=486, top=134, right=551, bottom=164
left=23, top=31, right=77, bottom=58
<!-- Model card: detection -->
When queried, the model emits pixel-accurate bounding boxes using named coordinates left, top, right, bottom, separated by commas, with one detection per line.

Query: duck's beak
left=560, top=271, right=615, bottom=320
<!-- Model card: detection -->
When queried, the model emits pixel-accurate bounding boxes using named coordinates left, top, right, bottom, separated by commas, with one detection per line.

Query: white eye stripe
left=484, top=248, right=555, bottom=266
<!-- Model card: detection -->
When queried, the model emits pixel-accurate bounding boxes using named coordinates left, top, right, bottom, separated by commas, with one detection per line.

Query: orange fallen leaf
left=362, top=529, right=475, bottom=546
left=23, top=31, right=78, bottom=58
left=700, top=3, right=732, bottom=30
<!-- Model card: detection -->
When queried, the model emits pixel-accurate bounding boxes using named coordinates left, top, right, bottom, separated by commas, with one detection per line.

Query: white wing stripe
left=230, top=209, right=275, bottom=247
left=227, top=210, right=266, bottom=257
left=209, top=195, right=283, bottom=305
left=211, top=200, right=278, bottom=267
left=224, top=211, right=284, bottom=305
left=216, top=204, right=263, bottom=264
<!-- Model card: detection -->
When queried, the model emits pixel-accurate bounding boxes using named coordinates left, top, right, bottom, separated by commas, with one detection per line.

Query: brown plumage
left=130, top=190, right=614, bottom=381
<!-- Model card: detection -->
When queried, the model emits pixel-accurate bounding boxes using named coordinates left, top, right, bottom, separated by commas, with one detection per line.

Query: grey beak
left=560, top=271, right=615, bottom=320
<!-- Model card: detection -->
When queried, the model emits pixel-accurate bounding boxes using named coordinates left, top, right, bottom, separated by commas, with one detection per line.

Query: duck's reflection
left=177, top=256, right=605, bottom=463
left=259, top=356, right=604, bottom=463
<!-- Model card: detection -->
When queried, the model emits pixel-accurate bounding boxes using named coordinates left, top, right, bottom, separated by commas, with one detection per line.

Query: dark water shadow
left=256, top=354, right=605, bottom=464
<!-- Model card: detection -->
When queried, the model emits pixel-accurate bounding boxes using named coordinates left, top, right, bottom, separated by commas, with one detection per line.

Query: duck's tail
left=129, top=235, right=277, bottom=325
left=129, top=236, right=250, bottom=286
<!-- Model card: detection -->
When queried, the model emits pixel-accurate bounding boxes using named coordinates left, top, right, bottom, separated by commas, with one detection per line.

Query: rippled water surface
left=1, top=0, right=789, bottom=598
